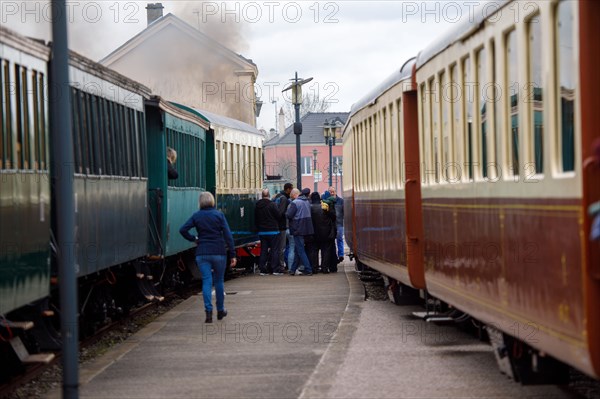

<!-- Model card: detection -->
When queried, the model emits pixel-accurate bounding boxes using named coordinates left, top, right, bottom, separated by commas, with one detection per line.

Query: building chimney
left=278, top=107, right=285, bottom=137
left=146, top=3, right=164, bottom=26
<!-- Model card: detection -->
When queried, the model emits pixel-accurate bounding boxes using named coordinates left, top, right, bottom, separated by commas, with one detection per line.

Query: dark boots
left=206, top=309, right=227, bottom=322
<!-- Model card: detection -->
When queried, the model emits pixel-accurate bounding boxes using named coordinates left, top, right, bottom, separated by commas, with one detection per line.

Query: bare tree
left=282, top=93, right=331, bottom=125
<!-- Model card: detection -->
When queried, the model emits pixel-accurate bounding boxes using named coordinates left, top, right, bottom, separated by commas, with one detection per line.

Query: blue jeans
left=336, top=225, right=344, bottom=258
left=286, top=229, right=295, bottom=269
left=291, top=235, right=312, bottom=274
left=196, top=255, right=227, bottom=312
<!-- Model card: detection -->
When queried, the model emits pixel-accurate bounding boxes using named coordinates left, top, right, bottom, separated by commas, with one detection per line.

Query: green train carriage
left=0, top=27, right=51, bottom=317
left=171, top=104, right=263, bottom=265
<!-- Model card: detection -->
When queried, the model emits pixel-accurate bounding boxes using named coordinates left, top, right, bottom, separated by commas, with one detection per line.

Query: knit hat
left=310, top=192, right=321, bottom=204
left=301, top=188, right=311, bottom=197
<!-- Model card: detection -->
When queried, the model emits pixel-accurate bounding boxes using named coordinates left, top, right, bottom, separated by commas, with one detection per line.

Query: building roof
left=100, top=13, right=257, bottom=73
left=264, top=112, right=350, bottom=147
left=171, top=103, right=263, bottom=136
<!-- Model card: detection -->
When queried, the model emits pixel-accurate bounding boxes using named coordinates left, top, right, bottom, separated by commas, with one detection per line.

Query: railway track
left=0, top=291, right=190, bottom=398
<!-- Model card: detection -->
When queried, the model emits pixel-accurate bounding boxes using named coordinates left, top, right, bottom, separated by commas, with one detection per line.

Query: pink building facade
left=264, top=112, right=348, bottom=195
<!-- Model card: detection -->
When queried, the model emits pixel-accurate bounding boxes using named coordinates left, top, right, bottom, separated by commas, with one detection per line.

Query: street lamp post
left=335, top=158, right=343, bottom=194
left=271, top=99, right=277, bottom=135
left=282, top=72, right=313, bottom=189
left=322, top=119, right=337, bottom=187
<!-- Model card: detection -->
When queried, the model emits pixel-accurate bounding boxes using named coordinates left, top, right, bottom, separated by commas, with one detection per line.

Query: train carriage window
left=86, top=93, right=98, bottom=175
left=441, top=71, right=450, bottom=182
left=228, top=142, right=233, bottom=188
left=138, top=111, right=147, bottom=178
left=119, top=105, right=128, bottom=176
left=365, top=119, right=370, bottom=190
left=215, top=140, right=221, bottom=188
left=71, top=88, right=82, bottom=173
left=478, top=48, right=488, bottom=179
left=112, top=104, right=121, bottom=176
left=419, top=83, right=428, bottom=184
left=194, top=135, right=199, bottom=188
left=463, top=56, right=474, bottom=181
left=2, top=60, right=13, bottom=169
left=491, top=40, right=500, bottom=180
left=240, top=144, right=245, bottom=188
left=94, top=96, right=105, bottom=175
left=357, top=123, right=362, bottom=190
left=450, top=64, right=461, bottom=180
left=39, top=73, right=47, bottom=170
left=21, top=68, right=32, bottom=170
left=556, top=1, right=575, bottom=172
left=363, top=121, right=368, bottom=190
left=14, top=65, right=23, bottom=169
left=129, top=108, right=138, bottom=177
left=83, top=92, right=93, bottom=174
left=373, top=113, right=380, bottom=190
left=506, top=30, right=519, bottom=176
left=124, top=108, right=132, bottom=177
left=220, top=140, right=224, bottom=188
left=166, top=129, right=174, bottom=185
left=368, top=117, right=374, bottom=189
left=199, top=136, right=204, bottom=187
left=32, top=71, right=40, bottom=170
left=396, top=100, right=403, bottom=188
left=133, top=109, right=141, bottom=177
left=431, top=77, right=440, bottom=183
left=123, top=106, right=132, bottom=177
left=111, top=103, right=120, bottom=176
left=181, top=132, right=187, bottom=187
left=358, top=123, right=363, bottom=191
left=528, top=15, right=544, bottom=175
left=382, top=107, right=388, bottom=189
left=245, top=145, right=250, bottom=188
left=89, top=95, right=99, bottom=174
left=0, top=59, right=5, bottom=169
left=24, top=68, right=32, bottom=169
left=190, top=134, right=195, bottom=187
left=103, top=99, right=114, bottom=175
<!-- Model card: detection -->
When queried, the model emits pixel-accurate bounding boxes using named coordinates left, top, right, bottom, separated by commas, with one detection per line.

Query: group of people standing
left=177, top=175, right=345, bottom=324
left=255, top=183, right=344, bottom=277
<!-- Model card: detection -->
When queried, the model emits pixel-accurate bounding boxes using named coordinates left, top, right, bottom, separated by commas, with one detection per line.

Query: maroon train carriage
left=344, top=0, right=600, bottom=382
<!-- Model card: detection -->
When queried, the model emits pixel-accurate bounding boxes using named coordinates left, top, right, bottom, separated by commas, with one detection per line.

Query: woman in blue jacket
left=180, top=192, right=236, bottom=323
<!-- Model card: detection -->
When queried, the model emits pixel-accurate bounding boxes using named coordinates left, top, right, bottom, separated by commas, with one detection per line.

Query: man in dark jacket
left=274, top=183, right=293, bottom=271
left=255, top=189, right=284, bottom=275
left=310, top=193, right=336, bottom=273
left=328, top=187, right=345, bottom=264
left=286, top=188, right=314, bottom=275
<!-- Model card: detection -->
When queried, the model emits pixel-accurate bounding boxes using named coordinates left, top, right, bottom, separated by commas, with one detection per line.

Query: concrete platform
left=47, top=262, right=575, bottom=398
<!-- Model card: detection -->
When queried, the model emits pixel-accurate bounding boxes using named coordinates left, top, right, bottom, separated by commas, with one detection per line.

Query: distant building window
left=333, top=156, right=343, bottom=175
left=301, top=156, right=312, bottom=175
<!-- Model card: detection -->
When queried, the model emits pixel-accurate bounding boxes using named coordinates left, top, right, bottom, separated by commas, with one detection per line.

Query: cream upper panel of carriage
left=68, top=66, right=145, bottom=112
left=214, top=125, right=263, bottom=149
left=0, top=43, right=47, bottom=73
left=416, top=0, right=582, bottom=200
left=0, top=27, right=49, bottom=63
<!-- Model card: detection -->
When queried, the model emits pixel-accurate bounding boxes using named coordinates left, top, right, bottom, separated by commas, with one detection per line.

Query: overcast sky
left=1, top=1, right=483, bottom=131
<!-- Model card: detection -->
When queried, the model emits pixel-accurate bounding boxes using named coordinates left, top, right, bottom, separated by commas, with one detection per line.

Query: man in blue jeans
left=286, top=188, right=313, bottom=275
left=180, top=192, right=236, bottom=323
